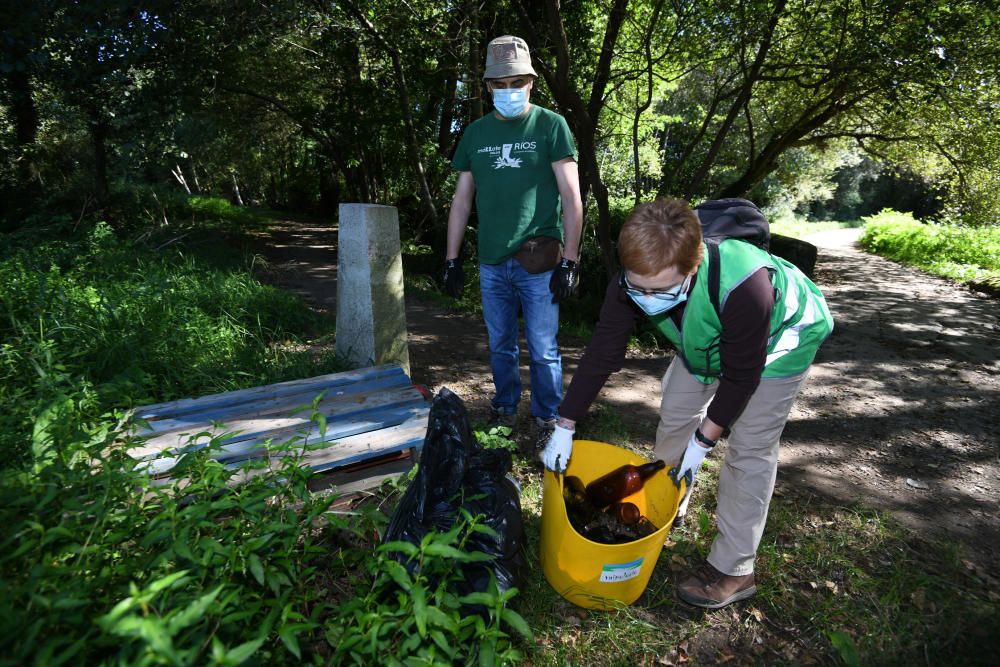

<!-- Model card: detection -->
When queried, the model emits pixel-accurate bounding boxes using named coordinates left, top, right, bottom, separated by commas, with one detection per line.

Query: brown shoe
left=677, top=562, right=756, bottom=609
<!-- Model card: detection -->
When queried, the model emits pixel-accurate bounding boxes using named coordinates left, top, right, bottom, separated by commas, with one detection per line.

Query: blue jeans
left=479, top=258, right=562, bottom=420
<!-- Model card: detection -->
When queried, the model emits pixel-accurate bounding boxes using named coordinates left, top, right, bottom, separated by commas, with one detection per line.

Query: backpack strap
left=707, top=240, right=722, bottom=318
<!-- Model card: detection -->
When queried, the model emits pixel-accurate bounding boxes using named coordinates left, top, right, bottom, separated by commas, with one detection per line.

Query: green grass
left=769, top=214, right=863, bottom=240
left=509, top=464, right=1000, bottom=665
left=858, top=209, right=1000, bottom=286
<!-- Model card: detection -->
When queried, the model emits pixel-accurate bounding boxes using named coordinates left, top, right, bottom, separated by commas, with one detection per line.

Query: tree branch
left=685, top=0, right=789, bottom=195
left=587, top=0, right=629, bottom=122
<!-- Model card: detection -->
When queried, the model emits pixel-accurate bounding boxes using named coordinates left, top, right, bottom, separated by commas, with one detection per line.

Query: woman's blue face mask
left=622, top=273, right=692, bottom=316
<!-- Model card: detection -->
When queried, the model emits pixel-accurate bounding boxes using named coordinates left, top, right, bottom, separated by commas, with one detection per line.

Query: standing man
left=443, top=35, right=584, bottom=444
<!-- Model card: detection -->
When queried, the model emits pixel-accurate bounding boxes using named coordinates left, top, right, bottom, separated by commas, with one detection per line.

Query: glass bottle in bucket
left=585, top=460, right=667, bottom=508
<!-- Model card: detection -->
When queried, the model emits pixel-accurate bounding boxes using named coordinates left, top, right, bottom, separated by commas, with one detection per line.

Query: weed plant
left=0, top=418, right=529, bottom=665
left=859, top=209, right=1000, bottom=284
left=1, top=209, right=532, bottom=664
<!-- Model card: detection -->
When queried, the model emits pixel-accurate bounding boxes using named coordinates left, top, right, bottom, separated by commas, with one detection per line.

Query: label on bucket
left=599, top=557, right=644, bottom=583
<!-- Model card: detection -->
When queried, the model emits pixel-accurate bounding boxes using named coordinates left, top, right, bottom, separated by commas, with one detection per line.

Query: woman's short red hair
left=618, top=197, right=703, bottom=276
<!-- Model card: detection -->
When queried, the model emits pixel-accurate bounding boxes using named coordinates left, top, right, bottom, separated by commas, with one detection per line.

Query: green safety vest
left=650, top=240, right=833, bottom=383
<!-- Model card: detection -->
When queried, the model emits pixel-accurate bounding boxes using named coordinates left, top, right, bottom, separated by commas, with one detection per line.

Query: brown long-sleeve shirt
left=559, top=267, right=775, bottom=429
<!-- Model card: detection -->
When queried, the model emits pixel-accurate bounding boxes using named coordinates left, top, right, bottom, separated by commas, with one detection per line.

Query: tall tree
left=514, top=0, right=631, bottom=276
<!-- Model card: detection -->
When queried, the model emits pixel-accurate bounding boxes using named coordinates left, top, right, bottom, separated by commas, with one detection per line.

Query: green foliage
left=828, top=630, right=861, bottom=667
left=859, top=209, right=1000, bottom=281
left=0, top=219, right=337, bottom=467
left=0, top=218, right=532, bottom=665
left=187, top=196, right=271, bottom=231
left=475, top=426, right=519, bottom=453
left=0, top=422, right=343, bottom=665
left=1, top=416, right=533, bottom=666
left=4, top=0, right=1000, bottom=238
left=768, top=213, right=863, bottom=239
left=327, top=519, right=531, bottom=665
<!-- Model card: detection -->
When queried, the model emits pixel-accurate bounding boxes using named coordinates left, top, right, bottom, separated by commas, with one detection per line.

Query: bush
left=859, top=209, right=1000, bottom=282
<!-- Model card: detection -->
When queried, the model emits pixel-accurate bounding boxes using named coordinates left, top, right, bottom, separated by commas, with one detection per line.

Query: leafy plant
left=859, top=209, right=1000, bottom=283
left=828, top=630, right=861, bottom=667
left=475, top=425, right=518, bottom=453
left=327, top=518, right=531, bottom=665
left=0, top=417, right=343, bottom=666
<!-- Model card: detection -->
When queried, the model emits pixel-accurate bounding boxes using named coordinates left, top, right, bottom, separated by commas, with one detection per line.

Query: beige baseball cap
left=483, top=35, right=537, bottom=80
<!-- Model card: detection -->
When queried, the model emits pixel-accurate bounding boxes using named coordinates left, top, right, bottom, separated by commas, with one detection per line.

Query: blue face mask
left=625, top=274, right=692, bottom=316
left=492, top=86, right=529, bottom=118
left=629, top=291, right=688, bottom=316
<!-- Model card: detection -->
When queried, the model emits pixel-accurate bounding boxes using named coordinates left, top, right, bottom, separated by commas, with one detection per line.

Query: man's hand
left=549, top=258, right=578, bottom=303
left=668, top=430, right=714, bottom=488
left=442, top=259, right=464, bottom=298
left=541, top=423, right=574, bottom=472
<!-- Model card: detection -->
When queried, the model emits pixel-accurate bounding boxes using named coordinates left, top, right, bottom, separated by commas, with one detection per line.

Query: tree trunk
left=349, top=6, right=438, bottom=231
left=632, top=0, right=666, bottom=205
left=5, top=67, right=40, bottom=199
left=91, top=116, right=110, bottom=204
left=431, top=7, right=464, bottom=157
left=515, top=0, right=629, bottom=278
left=340, top=41, right=375, bottom=203
left=230, top=172, right=244, bottom=206
left=7, top=69, right=38, bottom=148
left=191, top=162, right=202, bottom=194
left=318, top=155, right=340, bottom=216
left=438, top=73, right=459, bottom=156
left=468, top=0, right=484, bottom=121
left=171, top=165, right=191, bottom=194
left=719, top=91, right=852, bottom=197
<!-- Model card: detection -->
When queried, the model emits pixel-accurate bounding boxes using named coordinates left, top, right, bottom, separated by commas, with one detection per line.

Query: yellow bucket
left=540, top=439, right=686, bottom=610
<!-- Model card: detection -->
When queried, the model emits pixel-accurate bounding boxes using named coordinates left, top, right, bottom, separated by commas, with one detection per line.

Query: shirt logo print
left=493, top=144, right=523, bottom=169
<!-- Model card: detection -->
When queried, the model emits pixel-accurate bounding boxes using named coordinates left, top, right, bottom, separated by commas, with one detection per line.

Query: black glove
left=442, top=258, right=464, bottom=298
left=549, top=258, right=578, bottom=303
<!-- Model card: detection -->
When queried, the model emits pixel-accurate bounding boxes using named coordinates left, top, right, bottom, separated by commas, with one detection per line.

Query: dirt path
left=255, top=220, right=1000, bottom=570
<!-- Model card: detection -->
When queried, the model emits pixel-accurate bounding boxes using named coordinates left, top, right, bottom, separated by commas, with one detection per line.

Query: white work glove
left=541, top=424, right=574, bottom=472
left=669, top=430, right=714, bottom=489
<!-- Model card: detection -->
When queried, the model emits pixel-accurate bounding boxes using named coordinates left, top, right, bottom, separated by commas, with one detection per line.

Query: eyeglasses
left=619, top=272, right=691, bottom=298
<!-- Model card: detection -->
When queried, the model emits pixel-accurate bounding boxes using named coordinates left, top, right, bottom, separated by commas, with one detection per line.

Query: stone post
left=336, top=204, right=410, bottom=375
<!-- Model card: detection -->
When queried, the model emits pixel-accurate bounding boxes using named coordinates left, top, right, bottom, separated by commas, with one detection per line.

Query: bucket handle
left=667, top=465, right=689, bottom=498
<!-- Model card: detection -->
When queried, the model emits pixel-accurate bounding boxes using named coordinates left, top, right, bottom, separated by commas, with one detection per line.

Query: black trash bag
left=382, top=388, right=527, bottom=597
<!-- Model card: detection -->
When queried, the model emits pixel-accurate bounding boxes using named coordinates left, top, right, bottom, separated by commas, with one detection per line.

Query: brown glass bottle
left=606, top=501, right=641, bottom=525
left=585, top=460, right=666, bottom=508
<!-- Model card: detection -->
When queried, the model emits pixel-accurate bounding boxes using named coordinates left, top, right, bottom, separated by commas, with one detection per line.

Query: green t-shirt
left=451, top=105, right=577, bottom=264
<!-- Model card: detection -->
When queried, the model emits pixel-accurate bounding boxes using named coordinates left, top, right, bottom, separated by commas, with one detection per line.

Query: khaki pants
left=654, top=357, right=808, bottom=576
